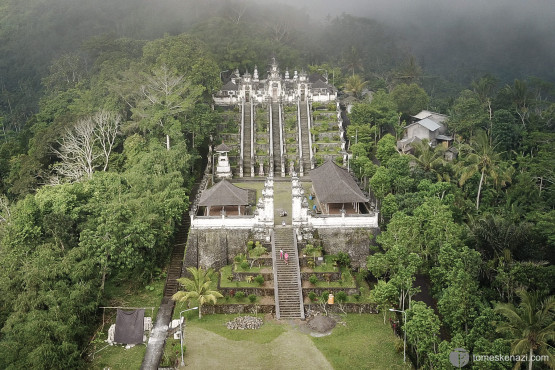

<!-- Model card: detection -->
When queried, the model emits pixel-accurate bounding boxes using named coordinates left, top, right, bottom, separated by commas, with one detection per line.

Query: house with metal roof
left=399, top=111, right=453, bottom=151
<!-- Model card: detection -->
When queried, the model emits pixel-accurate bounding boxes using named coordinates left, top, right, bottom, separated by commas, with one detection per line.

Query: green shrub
left=248, top=294, right=257, bottom=303
left=309, top=274, right=318, bottom=285
left=250, top=244, right=266, bottom=258
left=334, top=252, right=351, bottom=268
left=247, top=240, right=254, bottom=249
left=336, top=291, right=348, bottom=303
left=240, top=261, right=250, bottom=270
left=321, top=291, right=330, bottom=303
left=302, top=244, right=322, bottom=257
left=254, top=275, right=264, bottom=286
left=235, top=291, right=245, bottom=301
left=327, top=103, right=336, bottom=111
left=234, top=253, right=246, bottom=264
left=309, top=292, right=318, bottom=302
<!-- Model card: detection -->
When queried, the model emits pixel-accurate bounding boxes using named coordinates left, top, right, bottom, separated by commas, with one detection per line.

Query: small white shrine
left=214, top=142, right=232, bottom=179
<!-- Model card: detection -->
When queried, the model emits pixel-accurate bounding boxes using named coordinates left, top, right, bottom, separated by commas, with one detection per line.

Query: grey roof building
left=309, top=161, right=368, bottom=214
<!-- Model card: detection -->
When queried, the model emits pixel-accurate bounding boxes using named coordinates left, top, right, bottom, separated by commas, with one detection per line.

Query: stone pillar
left=262, top=176, right=274, bottom=226
left=292, top=175, right=304, bottom=226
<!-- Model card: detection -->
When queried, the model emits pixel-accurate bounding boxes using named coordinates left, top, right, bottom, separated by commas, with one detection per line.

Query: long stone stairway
left=243, top=102, right=253, bottom=177
left=273, top=227, right=304, bottom=319
left=162, top=214, right=190, bottom=299
left=142, top=184, right=197, bottom=369
left=271, top=102, right=282, bottom=177
left=299, top=101, right=312, bottom=174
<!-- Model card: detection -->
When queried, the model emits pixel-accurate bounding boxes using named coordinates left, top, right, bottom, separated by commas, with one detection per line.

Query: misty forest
left=0, top=0, right=554, bottom=369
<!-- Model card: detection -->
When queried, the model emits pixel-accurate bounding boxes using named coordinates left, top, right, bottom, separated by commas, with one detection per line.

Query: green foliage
left=248, top=294, right=257, bottom=303
left=405, top=301, right=441, bottom=368
left=370, top=280, right=398, bottom=324
left=494, top=289, right=555, bottom=369
left=240, top=261, right=250, bottom=270
left=309, top=274, right=319, bottom=285
left=309, top=292, right=318, bottom=302
left=334, top=252, right=351, bottom=268
left=335, top=291, right=348, bottom=303
left=173, top=267, right=223, bottom=319
left=302, top=244, right=322, bottom=257
left=390, top=83, right=429, bottom=116
left=235, top=291, right=246, bottom=301
left=375, top=134, right=398, bottom=165
left=254, top=275, right=264, bottom=286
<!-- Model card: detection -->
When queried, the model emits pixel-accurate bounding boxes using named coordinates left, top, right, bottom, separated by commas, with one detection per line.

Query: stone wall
left=304, top=303, right=378, bottom=314
left=203, top=304, right=275, bottom=315
left=315, top=228, right=379, bottom=269
left=185, top=229, right=251, bottom=270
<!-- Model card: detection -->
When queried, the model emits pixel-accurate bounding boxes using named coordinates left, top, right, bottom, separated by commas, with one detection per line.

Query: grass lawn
left=176, top=313, right=408, bottom=369
left=312, top=314, right=411, bottom=370
left=187, top=314, right=285, bottom=343
left=89, top=343, right=146, bottom=370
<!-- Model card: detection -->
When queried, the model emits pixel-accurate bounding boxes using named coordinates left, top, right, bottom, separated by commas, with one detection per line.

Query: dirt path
left=182, top=325, right=333, bottom=369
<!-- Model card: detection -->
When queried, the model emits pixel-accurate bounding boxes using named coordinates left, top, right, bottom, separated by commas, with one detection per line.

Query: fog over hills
left=255, top=0, right=555, bottom=82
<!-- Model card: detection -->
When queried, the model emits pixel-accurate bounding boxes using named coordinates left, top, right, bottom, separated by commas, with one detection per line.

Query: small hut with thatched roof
left=309, top=161, right=369, bottom=215
left=198, top=179, right=249, bottom=216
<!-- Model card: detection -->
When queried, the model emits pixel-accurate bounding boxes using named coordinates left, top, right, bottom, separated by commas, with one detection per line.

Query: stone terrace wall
left=185, top=229, right=251, bottom=270
left=316, top=228, right=379, bottom=269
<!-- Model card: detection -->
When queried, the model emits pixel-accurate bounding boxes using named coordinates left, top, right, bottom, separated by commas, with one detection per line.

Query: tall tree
left=132, top=65, right=203, bottom=150
left=343, top=46, right=364, bottom=76
left=494, top=289, right=555, bottom=370
left=390, top=83, right=429, bottom=117
left=51, top=110, right=120, bottom=182
left=344, top=74, right=367, bottom=99
left=458, top=130, right=513, bottom=210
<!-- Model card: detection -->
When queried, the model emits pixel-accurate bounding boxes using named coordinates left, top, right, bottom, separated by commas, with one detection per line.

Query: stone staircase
left=271, top=102, right=282, bottom=177
left=299, top=101, right=311, bottom=174
left=243, top=102, right=253, bottom=177
left=162, top=213, right=191, bottom=301
left=273, top=227, right=304, bottom=319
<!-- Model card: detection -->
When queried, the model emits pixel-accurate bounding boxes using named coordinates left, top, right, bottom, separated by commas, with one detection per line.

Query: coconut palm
left=344, top=74, right=368, bottom=99
left=457, top=130, right=513, bottom=210
left=494, top=289, right=555, bottom=370
left=343, top=46, right=364, bottom=77
left=410, top=141, right=447, bottom=181
left=172, top=267, right=223, bottom=319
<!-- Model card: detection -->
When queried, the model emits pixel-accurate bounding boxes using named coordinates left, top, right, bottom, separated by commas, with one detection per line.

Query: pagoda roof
left=215, top=142, right=231, bottom=152
left=199, top=180, right=249, bottom=207
left=309, top=161, right=368, bottom=204
left=312, top=79, right=330, bottom=89
left=221, top=80, right=239, bottom=91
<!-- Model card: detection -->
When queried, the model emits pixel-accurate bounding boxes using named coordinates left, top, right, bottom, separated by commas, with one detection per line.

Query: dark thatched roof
left=215, top=142, right=231, bottom=152
left=221, top=80, right=239, bottom=91
left=199, top=180, right=249, bottom=207
left=309, top=161, right=368, bottom=204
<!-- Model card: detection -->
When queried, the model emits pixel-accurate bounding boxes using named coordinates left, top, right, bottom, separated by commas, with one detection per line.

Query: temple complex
left=185, top=59, right=379, bottom=319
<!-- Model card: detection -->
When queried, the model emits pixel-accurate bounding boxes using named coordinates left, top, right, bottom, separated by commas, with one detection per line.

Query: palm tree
left=344, top=74, right=367, bottom=99
left=457, top=130, right=512, bottom=210
left=172, top=267, right=223, bottom=319
left=494, top=289, right=555, bottom=370
left=343, top=46, right=364, bottom=77
left=410, top=141, right=446, bottom=181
